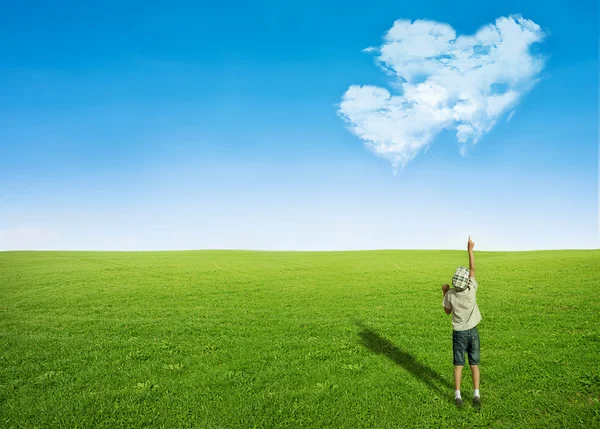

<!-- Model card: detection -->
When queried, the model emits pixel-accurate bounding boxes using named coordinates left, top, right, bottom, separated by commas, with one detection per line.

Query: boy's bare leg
left=471, top=365, right=481, bottom=406
left=454, top=366, right=463, bottom=390
left=454, top=366, right=464, bottom=405
left=471, top=365, right=480, bottom=390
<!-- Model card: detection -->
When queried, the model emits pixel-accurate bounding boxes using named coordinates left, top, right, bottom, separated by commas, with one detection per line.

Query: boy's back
left=443, top=276, right=481, bottom=331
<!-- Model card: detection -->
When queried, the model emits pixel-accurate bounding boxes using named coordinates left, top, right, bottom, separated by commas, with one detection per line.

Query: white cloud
left=0, top=227, right=60, bottom=250
left=338, top=15, right=545, bottom=169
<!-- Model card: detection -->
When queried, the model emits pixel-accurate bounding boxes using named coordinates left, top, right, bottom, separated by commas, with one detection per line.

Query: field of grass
left=1, top=249, right=599, bottom=428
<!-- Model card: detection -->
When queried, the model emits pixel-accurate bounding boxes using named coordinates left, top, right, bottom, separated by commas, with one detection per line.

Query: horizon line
left=1, top=248, right=599, bottom=253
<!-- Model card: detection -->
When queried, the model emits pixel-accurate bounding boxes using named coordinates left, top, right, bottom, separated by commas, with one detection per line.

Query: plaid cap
left=452, top=266, right=471, bottom=292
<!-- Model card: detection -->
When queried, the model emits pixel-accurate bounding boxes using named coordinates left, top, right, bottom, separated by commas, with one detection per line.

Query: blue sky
left=1, top=0, right=597, bottom=250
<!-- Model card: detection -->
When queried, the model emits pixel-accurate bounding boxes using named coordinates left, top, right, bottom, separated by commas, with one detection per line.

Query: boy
left=442, top=236, right=482, bottom=407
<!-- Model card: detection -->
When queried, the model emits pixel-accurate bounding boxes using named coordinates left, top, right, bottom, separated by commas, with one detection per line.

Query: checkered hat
left=452, top=266, right=470, bottom=292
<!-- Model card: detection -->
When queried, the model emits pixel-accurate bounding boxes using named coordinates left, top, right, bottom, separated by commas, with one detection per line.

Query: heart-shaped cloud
left=338, top=15, right=545, bottom=169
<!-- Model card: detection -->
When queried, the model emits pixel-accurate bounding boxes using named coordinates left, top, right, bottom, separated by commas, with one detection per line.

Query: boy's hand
left=468, top=236, right=476, bottom=278
left=442, top=284, right=450, bottom=294
left=467, top=236, right=475, bottom=252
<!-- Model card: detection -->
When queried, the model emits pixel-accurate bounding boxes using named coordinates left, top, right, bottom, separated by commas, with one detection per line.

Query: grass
left=1, top=249, right=599, bottom=428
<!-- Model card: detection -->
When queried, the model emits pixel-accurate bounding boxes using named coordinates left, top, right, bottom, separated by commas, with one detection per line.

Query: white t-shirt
left=442, top=277, right=482, bottom=331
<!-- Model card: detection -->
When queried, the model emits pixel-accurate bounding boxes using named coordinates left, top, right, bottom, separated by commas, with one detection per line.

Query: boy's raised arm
left=468, top=236, right=475, bottom=278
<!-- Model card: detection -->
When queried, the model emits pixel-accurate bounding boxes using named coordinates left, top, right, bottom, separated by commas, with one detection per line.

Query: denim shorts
left=453, top=326, right=480, bottom=366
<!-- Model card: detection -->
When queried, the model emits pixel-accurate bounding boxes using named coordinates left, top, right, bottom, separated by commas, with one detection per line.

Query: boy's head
left=452, top=266, right=470, bottom=292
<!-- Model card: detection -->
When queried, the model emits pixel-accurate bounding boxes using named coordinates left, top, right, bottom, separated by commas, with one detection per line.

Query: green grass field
left=1, top=250, right=599, bottom=428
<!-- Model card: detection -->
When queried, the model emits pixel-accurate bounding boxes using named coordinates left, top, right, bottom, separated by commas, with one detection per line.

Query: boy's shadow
left=356, top=322, right=453, bottom=397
